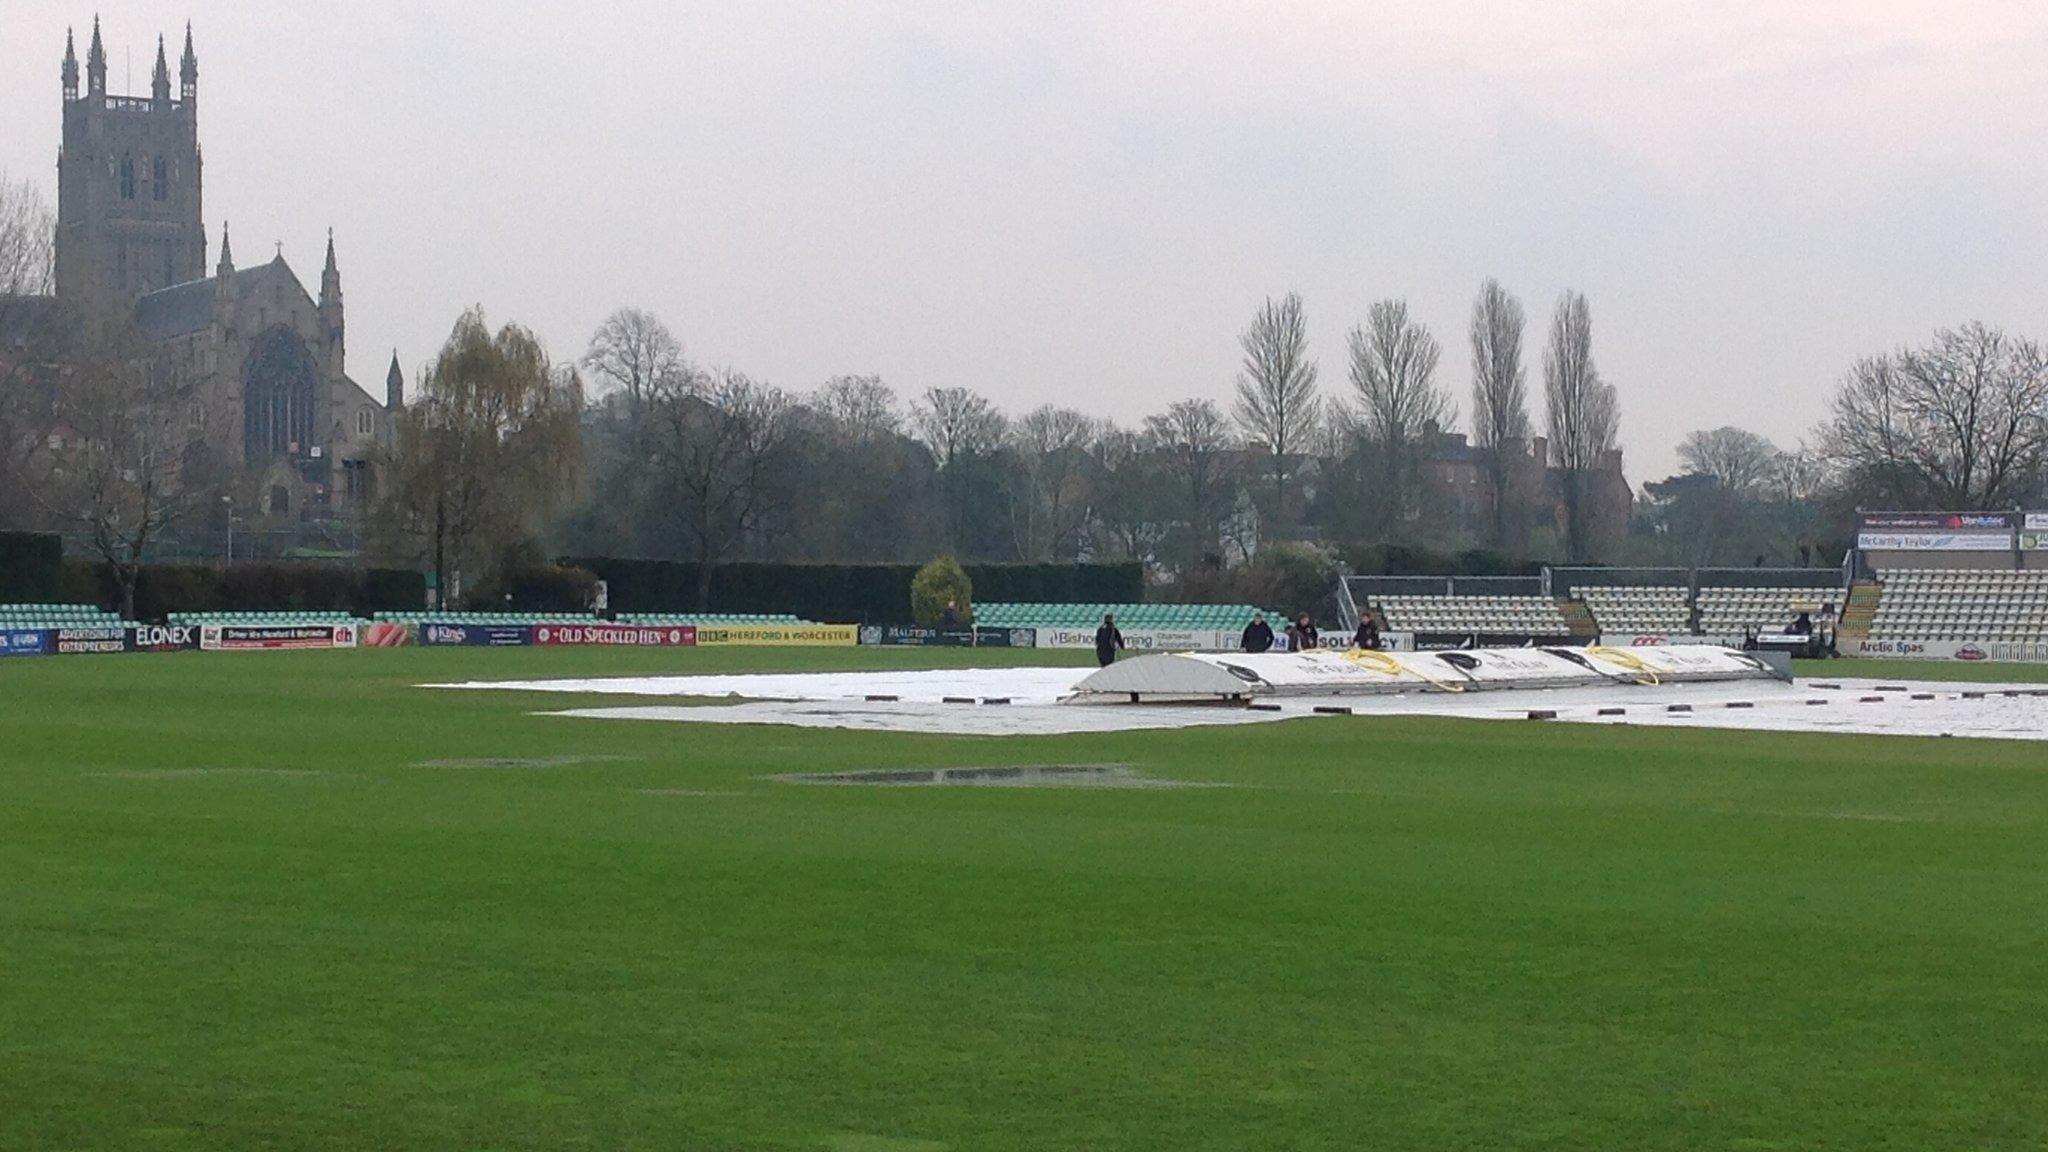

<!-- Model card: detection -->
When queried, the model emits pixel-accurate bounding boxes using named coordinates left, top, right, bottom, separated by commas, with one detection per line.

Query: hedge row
left=58, top=562, right=427, bottom=620
left=562, top=558, right=1145, bottom=622
left=0, top=532, right=64, bottom=603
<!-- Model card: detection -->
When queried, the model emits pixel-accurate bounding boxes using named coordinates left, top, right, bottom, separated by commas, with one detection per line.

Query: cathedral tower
left=55, top=19, right=207, bottom=303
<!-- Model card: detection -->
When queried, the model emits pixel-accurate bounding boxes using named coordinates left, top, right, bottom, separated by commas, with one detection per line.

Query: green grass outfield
left=3, top=646, right=2048, bottom=1150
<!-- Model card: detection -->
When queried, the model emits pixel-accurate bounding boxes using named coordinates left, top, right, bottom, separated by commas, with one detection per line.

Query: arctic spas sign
left=1035, top=627, right=1239, bottom=652
left=200, top=624, right=359, bottom=651
left=1847, top=637, right=2048, bottom=663
left=532, top=623, right=696, bottom=647
left=692, top=623, right=858, bottom=647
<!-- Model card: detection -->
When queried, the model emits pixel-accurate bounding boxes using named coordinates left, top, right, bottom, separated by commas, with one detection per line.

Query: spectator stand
left=1868, top=569, right=2048, bottom=645
left=0, top=603, right=127, bottom=630
left=1340, top=575, right=1570, bottom=644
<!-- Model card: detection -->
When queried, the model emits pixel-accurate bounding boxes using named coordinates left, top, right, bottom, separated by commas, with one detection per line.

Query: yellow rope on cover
left=1585, top=646, right=1660, bottom=686
left=1342, top=646, right=1466, bottom=693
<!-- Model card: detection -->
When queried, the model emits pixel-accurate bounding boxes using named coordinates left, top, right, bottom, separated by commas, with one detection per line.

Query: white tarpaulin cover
left=525, top=678, right=2048, bottom=741
left=433, top=664, right=2048, bottom=741
left=1067, top=646, right=1782, bottom=700
left=432, top=666, right=1092, bottom=704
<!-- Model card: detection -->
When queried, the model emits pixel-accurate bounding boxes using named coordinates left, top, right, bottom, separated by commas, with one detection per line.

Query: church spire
left=320, top=229, right=345, bottom=370
left=386, top=351, right=406, bottom=411
left=321, top=229, right=342, bottom=303
left=216, top=221, right=234, bottom=277
left=62, top=28, right=79, bottom=100
left=152, top=35, right=171, bottom=103
left=180, top=22, right=197, bottom=103
left=86, top=16, right=106, bottom=95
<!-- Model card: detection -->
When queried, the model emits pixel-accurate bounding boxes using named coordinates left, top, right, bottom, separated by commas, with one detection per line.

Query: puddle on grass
left=773, top=763, right=1226, bottom=790
left=412, top=755, right=635, bottom=769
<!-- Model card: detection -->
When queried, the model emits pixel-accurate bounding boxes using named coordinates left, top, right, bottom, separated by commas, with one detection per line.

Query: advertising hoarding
left=1859, top=512, right=2015, bottom=552
left=1035, top=627, right=1238, bottom=652
left=1861, top=512, right=2013, bottom=530
left=200, top=624, right=360, bottom=651
left=1855, top=532, right=2011, bottom=552
left=420, top=623, right=534, bottom=647
left=1846, top=637, right=2048, bottom=663
left=49, top=627, right=128, bottom=655
left=859, top=626, right=1036, bottom=647
left=1598, top=634, right=1725, bottom=648
left=0, top=628, right=50, bottom=657
left=1408, top=632, right=1576, bottom=651
left=531, top=623, right=695, bottom=647
left=692, top=624, right=858, bottom=647
left=126, top=624, right=200, bottom=653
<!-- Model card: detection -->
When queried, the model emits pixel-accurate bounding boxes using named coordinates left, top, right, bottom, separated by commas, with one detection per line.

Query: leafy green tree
left=911, top=555, right=973, bottom=627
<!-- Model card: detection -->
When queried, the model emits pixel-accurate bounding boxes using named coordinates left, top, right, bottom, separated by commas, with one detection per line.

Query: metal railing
left=1343, top=574, right=1547, bottom=602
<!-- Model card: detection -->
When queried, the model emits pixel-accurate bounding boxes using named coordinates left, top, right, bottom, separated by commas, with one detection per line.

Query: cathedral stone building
left=53, top=19, right=400, bottom=520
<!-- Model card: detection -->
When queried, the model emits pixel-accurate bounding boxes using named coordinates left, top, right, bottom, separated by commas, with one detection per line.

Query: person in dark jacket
left=1240, top=612, right=1275, bottom=653
left=1353, top=614, right=1381, bottom=651
left=939, top=601, right=962, bottom=630
left=1094, top=613, right=1125, bottom=666
left=1285, top=612, right=1319, bottom=653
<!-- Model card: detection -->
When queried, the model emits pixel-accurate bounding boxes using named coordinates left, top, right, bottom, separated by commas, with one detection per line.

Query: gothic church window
left=357, top=410, right=373, bottom=437
left=242, top=326, right=319, bottom=463
left=153, top=156, right=168, bottom=201
left=120, top=155, right=135, bottom=199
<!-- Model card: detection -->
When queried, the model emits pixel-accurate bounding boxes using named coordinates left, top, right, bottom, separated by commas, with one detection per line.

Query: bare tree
left=1674, top=425, right=1780, bottom=569
left=582, top=307, right=686, bottom=414
left=1771, top=441, right=1833, bottom=567
left=18, top=328, right=217, bottom=617
left=912, top=386, right=1007, bottom=551
left=1232, top=293, right=1319, bottom=533
left=911, top=386, right=1006, bottom=469
left=1143, top=398, right=1237, bottom=569
left=0, top=172, right=55, bottom=298
left=379, top=309, right=584, bottom=602
left=1349, top=299, right=1451, bottom=529
left=1679, top=426, right=1779, bottom=493
left=1003, top=405, right=1097, bottom=561
left=1544, top=290, right=1619, bottom=561
left=648, top=367, right=796, bottom=607
left=1771, top=443, right=1830, bottom=507
left=1084, top=422, right=1165, bottom=563
left=1825, top=323, right=2048, bottom=509
left=813, top=374, right=902, bottom=442
left=1469, top=279, right=1530, bottom=548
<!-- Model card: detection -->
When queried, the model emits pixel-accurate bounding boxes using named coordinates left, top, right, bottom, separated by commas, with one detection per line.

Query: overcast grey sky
left=8, top=2, right=2047, bottom=480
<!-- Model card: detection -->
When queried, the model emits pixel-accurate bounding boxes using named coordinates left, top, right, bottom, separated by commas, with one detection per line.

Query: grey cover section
left=1065, top=655, right=1265, bottom=700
